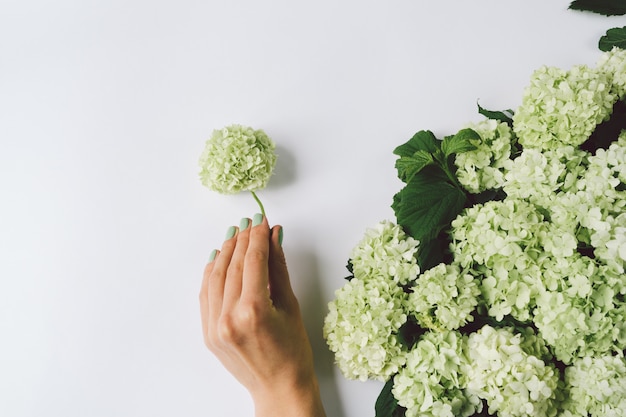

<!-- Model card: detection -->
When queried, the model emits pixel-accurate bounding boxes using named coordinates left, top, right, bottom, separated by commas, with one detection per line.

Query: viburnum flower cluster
left=198, top=124, right=277, bottom=215
left=349, top=220, right=421, bottom=286
left=199, top=124, right=276, bottom=194
left=512, top=64, right=615, bottom=150
left=324, top=221, right=419, bottom=381
left=324, top=276, right=409, bottom=381
left=454, top=119, right=513, bottom=194
left=324, top=47, right=626, bottom=417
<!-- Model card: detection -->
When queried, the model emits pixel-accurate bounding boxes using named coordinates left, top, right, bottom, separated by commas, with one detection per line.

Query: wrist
left=251, top=376, right=326, bottom=417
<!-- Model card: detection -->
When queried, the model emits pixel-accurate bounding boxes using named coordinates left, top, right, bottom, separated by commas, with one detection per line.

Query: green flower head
left=199, top=124, right=277, bottom=194
left=350, top=220, right=420, bottom=286
left=465, top=326, right=560, bottom=417
left=323, top=277, right=409, bottom=381
left=454, top=119, right=514, bottom=194
left=407, top=263, right=480, bottom=331
left=513, top=65, right=615, bottom=151
left=563, top=354, right=626, bottom=417
left=597, top=46, right=626, bottom=99
left=392, top=330, right=481, bottom=417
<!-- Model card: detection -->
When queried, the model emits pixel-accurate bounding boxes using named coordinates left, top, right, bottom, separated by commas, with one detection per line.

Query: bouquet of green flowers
left=323, top=12, right=626, bottom=417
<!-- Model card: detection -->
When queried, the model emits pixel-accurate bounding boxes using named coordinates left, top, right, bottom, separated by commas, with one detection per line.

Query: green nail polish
left=208, top=249, right=217, bottom=262
left=252, top=213, right=263, bottom=226
left=278, top=227, right=284, bottom=246
left=239, top=217, right=250, bottom=230
left=225, top=226, right=236, bottom=240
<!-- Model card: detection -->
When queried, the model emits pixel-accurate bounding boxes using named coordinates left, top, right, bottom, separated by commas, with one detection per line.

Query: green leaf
left=375, top=378, right=406, bottom=417
left=395, top=150, right=434, bottom=183
left=417, top=231, right=452, bottom=271
left=398, top=318, right=426, bottom=350
left=393, top=130, right=440, bottom=158
left=392, top=169, right=468, bottom=244
left=441, top=128, right=479, bottom=157
left=569, top=0, right=626, bottom=16
left=599, top=26, right=626, bottom=51
left=477, top=102, right=514, bottom=127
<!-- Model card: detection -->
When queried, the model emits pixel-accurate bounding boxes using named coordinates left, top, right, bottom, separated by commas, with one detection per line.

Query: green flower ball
left=199, top=124, right=277, bottom=194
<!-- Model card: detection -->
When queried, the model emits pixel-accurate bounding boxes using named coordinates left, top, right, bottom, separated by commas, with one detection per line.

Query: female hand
left=199, top=214, right=326, bottom=417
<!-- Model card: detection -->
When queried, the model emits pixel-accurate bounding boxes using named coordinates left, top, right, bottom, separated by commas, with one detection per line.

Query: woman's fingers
left=268, top=225, right=298, bottom=310
left=203, top=215, right=287, bottom=348
left=207, top=226, right=239, bottom=323
left=241, top=214, right=271, bottom=303
left=222, top=218, right=252, bottom=308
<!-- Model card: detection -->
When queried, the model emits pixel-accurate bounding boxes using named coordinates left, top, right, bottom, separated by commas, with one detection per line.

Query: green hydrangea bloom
left=533, top=255, right=626, bottom=364
left=323, top=277, right=408, bottom=381
left=576, top=140, right=626, bottom=212
left=392, top=330, right=481, bottom=417
left=589, top=212, right=626, bottom=273
left=454, top=119, right=514, bottom=193
left=597, top=46, right=626, bottom=99
left=465, top=326, right=560, bottom=417
left=406, top=263, right=480, bottom=330
left=473, top=260, right=542, bottom=322
left=502, top=146, right=587, bottom=210
left=350, top=220, right=420, bottom=285
left=562, top=355, right=626, bottom=417
left=198, top=124, right=277, bottom=194
left=573, top=137, right=626, bottom=272
left=451, top=199, right=546, bottom=269
left=450, top=199, right=550, bottom=321
left=513, top=65, right=615, bottom=150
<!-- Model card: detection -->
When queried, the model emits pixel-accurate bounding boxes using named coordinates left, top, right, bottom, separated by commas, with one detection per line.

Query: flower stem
left=250, top=190, right=266, bottom=217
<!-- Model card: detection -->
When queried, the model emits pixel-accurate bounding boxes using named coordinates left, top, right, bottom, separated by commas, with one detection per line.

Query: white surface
left=0, top=1, right=621, bottom=416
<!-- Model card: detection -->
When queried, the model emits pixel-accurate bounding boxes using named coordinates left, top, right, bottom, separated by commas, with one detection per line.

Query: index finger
left=241, top=213, right=271, bottom=301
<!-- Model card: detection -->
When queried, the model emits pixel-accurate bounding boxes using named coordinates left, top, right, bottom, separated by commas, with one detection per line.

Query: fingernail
left=208, top=249, right=217, bottom=262
left=239, top=217, right=250, bottom=230
left=278, top=227, right=284, bottom=246
left=225, top=226, right=236, bottom=240
left=252, top=213, right=263, bottom=226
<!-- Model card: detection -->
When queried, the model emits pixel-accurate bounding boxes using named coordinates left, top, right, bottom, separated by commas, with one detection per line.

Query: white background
left=1, top=1, right=622, bottom=416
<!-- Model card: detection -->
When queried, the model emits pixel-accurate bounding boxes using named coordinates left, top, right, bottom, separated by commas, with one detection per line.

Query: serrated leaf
left=393, top=130, right=440, bottom=158
left=441, top=128, right=479, bottom=157
left=417, top=231, right=452, bottom=271
left=599, top=26, right=626, bottom=51
left=392, top=170, right=468, bottom=243
left=569, top=0, right=626, bottom=16
left=395, top=150, right=434, bottom=183
left=477, top=102, right=514, bottom=127
left=375, top=378, right=405, bottom=417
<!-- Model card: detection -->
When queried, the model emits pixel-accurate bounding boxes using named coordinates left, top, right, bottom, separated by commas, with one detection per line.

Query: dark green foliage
left=398, top=317, right=426, bottom=350
left=569, top=0, right=626, bottom=16
left=392, top=169, right=467, bottom=244
left=375, top=379, right=407, bottom=417
left=599, top=26, right=626, bottom=51
left=477, top=102, right=514, bottom=127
